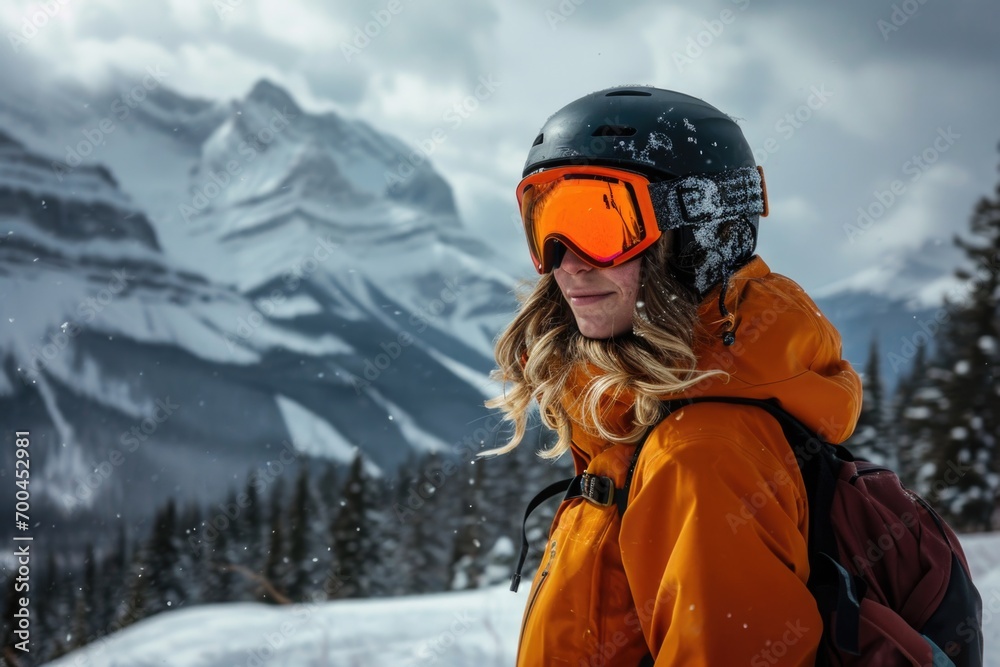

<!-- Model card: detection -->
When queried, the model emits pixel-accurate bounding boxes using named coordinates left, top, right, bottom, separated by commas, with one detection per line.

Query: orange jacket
left=515, top=256, right=862, bottom=666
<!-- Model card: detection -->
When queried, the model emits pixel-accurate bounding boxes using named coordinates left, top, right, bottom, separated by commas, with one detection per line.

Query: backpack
left=510, top=396, right=985, bottom=666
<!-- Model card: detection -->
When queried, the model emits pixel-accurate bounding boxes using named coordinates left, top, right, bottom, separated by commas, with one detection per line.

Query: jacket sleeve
left=618, top=423, right=823, bottom=666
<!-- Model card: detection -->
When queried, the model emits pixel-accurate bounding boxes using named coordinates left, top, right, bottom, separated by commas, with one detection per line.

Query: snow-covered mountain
left=812, top=237, right=971, bottom=390
left=0, top=76, right=518, bottom=537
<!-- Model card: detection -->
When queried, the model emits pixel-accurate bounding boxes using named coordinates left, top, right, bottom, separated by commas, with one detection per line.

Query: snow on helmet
left=522, top=85, right=767, bottom=302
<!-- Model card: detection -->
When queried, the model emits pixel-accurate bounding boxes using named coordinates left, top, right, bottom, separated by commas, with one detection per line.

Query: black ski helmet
left=522, top=85, right=767, bottom=304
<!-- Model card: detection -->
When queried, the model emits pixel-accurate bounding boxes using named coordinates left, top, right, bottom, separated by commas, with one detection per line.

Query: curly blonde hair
left=485, top=236, right=729, bottom=458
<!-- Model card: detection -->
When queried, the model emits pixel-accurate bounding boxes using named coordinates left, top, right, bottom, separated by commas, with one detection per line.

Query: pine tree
left=40, top=554, right=78, bottom=661
left=69, top=543, right=97, bottom=648
left=845, top=335, right=892, bottom=466
left=378, top=463, right=421, bottom=597
left=921, top=152, right=1000, bottom=531
left=144, top=499, right=186, bottom=616
left=401, top=451, right=457, bottom=595
left=330, top=453, right=374, bottom=599
left=450, top=456, right=485, bottom=590
left=115, top=536, right=149, bottom=632
left=262, top=477, right=289, bottom=604
left=286, top=467, right=319, bottom=601
left=32, top=551, right=66, bottom=664
left=204, top=523, right=236, bottom=603
left=230, top=471, right=265, bottom=601
left=177, top=501, right=205, bottom=606
left=893, top=338, right=935, bottom=488
left=362, top=470, right=401, bottom=598
left=317, top=460, right=342, bottom=512
left=94, top=523, right=130, bottom=634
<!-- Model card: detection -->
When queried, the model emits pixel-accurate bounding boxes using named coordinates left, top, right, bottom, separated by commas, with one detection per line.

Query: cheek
left=618, top=263, right=642, bottom=301
left=552, top=273, right=570, bottom=299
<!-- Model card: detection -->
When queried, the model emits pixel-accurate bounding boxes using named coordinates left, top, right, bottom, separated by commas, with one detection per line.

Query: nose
left=555, top=247, right=592, bottom=275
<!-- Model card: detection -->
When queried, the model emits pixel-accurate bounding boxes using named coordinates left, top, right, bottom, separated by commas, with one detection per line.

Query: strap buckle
left=580, top=473, right=615, bottom=507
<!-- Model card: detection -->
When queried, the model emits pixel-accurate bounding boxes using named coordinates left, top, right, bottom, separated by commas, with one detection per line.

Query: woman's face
left=553, top=247, right=642, bottom=339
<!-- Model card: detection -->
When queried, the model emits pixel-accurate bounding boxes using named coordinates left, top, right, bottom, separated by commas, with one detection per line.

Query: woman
left=487, top=86, right=862, bottom=665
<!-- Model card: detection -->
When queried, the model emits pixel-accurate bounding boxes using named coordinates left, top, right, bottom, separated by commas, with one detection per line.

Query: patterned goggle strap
left=647, top=166, right=766, bottom=231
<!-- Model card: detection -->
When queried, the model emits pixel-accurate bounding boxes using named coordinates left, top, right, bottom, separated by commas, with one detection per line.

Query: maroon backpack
left=661, top=397, right=985, bottom=666
left=510, top=396, right=986, bottom=666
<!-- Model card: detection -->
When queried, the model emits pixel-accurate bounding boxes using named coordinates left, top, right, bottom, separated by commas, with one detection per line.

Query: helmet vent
left=605, top=90, right=652, bottom=97
left=592, top=125, right=636, bottom=137
left=531, top=133, right=544, bottom=146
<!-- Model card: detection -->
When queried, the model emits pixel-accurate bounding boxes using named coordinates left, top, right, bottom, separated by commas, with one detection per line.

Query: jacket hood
left=679, top=255, right=862, bottom=443
left=564, top=256, right=862, bottom=464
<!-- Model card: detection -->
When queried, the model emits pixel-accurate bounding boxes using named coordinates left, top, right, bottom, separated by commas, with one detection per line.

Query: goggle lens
left=518, top=170, right=658, bottom=273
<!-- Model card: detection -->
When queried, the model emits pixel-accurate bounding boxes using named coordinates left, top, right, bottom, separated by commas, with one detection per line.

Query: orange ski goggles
left=516, top=166, right=661, bottom=274
left=516, top=165, right=767, bottom=274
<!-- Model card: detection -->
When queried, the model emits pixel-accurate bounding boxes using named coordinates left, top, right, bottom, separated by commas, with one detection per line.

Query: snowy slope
left=43, top=532, right=1000, bottom=666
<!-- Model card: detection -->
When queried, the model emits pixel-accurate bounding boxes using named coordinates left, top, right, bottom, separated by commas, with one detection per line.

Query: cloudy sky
left=3, top=0, right=999, bottom=298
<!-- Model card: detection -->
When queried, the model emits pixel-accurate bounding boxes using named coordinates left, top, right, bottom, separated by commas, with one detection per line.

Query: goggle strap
left=648, top=166, right=765, bottom=231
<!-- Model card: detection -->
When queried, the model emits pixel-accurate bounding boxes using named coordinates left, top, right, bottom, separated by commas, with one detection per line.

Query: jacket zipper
left=517, top=539, right=558, bottom=653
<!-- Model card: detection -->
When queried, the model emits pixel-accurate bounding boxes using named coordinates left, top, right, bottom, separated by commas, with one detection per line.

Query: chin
left=577, top=324, right=621, bottom=340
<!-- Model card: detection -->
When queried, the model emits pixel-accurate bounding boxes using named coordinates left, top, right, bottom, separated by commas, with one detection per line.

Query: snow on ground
left=45, top=532, right=1000, bottom=666
left=46, top=584, right=524, bottom=667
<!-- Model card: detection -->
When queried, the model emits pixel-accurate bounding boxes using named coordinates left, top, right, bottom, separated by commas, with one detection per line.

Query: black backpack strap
left=510, top=476, right=574, bottom=592
left=511, top=466, right=643, bottom=593
left=510, top=431, right=659, bottom=593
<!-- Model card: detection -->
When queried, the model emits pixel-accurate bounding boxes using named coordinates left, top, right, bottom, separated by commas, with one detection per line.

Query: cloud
left=851, top=161, right=971, bottom=256
left=333, top=0, right=500, bottom=88
left=1, top=0, right=996, bottom=303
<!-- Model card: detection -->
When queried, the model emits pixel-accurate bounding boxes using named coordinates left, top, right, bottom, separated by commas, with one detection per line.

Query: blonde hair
left=485, top=237, right=728, bottom=459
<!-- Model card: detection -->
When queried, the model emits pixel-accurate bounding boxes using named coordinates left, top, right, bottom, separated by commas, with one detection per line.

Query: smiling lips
left=567, top=291, right=614, bottom=306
